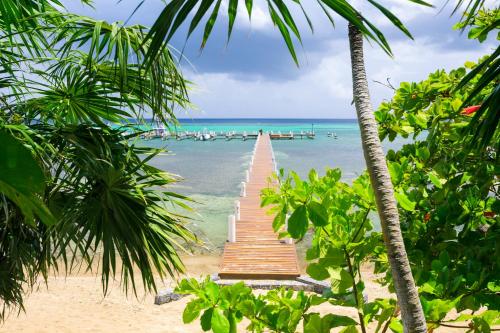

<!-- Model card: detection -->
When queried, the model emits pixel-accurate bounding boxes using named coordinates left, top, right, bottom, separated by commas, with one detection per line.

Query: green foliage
left=176, top=277, right=365, bottom=333
left=376, top=58, right=500, bottom=331
left=0, top=130, right=55, bottom=227
left=304, top=313, right=357, bottom=332
left=263, top=169, right=404, bottom=333
left=452, top=7, right=500, bottom=149
left=376, top=57, right=497, bottom=145
left=177, top=278, right=311, bottom=333
left=181, top=170, right=405, bottom=333
left=0, top=0, right=195, bottom=321
left=181, top=156, right=497, bottom=331
left=454, top=6, right=499, bottom=41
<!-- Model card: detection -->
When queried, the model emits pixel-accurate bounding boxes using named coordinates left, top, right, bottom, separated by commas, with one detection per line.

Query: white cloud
left=245, top=4, right=273, bottom=31
left=181, top=37, right=493, bottom=119
left=218, top=0, right=273, bottom=32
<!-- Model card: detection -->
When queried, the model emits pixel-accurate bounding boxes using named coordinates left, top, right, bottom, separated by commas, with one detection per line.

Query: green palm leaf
left=0, top=0, right=195, bottom=321
left=144, top=0, right=434, bottom=66
left=0, top=129, right=55, bottom=227
left=42, top=126, right=196, bottom=294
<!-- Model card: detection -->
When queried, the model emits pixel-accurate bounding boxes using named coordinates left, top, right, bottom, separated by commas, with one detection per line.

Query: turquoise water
left=140, top=119, right=405, bottom=251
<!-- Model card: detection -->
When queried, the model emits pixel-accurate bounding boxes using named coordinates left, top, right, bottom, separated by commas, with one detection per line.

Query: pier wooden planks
left=219, top=134, right=300, bottom=280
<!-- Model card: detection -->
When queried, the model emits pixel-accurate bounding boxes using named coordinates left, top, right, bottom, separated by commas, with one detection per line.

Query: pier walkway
left=219, top=134, right=300, bottom=279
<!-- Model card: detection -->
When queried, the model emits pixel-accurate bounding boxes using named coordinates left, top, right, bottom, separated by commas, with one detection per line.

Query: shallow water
left=141, top=119, right=405, bottom=249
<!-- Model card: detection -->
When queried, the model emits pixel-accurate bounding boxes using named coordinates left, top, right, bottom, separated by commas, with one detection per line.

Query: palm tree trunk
left=348, top=23, right=427, bottom=333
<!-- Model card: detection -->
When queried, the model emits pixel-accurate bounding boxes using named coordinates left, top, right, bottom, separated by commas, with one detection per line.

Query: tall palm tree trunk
left=348, top=23, right=427, bottom=333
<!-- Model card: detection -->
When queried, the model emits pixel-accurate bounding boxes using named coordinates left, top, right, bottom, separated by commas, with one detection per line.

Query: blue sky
left=64, top=0, right=496, bottom=118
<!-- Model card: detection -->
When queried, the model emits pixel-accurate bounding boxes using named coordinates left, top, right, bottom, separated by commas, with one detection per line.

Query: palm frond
left=452, top=0, right=487, bottom=27
left=144, top=0, right=434, bottom=66
left=39, top=125, right=196, bottom=295
left=46, top=14, right=190, bottom=124
left=0, top=0, right=195, bottom=321
left=0, top=124, right=197, bottom=319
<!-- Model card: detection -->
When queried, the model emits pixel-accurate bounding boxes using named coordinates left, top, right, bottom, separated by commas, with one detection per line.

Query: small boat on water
left=195, top=128, right=214, bottom=141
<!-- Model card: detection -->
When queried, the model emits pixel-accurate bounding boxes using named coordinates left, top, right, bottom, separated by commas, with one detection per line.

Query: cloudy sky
left=64, top=0, right=496, bottom=118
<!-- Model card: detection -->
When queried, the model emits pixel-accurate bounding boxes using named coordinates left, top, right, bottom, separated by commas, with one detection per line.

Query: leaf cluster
left=376, top=59, right=500, bottom=331
left=0, top=0, right=195, bottom=321
left=452, top=6, right=500, bottom=149
left=263, top=169, right=402, bottom=333
left=176, top=277, right=362, bottom=333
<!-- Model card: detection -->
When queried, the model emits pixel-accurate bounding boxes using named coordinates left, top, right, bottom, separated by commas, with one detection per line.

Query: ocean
left=139, top=119, right=406, bottom=251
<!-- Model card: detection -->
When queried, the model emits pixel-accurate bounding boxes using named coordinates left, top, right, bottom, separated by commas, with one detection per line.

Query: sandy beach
left=0, top=254, right=217, bottom=333
left=0, top=254, right=466, bottom=333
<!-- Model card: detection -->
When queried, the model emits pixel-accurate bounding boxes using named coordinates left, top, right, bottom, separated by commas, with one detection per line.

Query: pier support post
left=240, top=182, right=246, bottom=197
left=235, top=201, right=240, bottom=221
left=227, top=215, right=236, bottom=242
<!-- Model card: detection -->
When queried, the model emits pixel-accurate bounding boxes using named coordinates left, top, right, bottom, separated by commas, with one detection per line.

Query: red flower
left=424, top=213, right=431, bottom=222
left=483, top=211, right=495, bottom=218
left=461, top=105, right=481, bottom=116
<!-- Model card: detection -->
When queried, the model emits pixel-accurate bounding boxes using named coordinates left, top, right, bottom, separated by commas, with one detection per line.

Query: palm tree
left=0, top=1, right=195, bottom=320
left=348, top=22, right=426, bottom=333
left=141, top=1, right=431, bottom=332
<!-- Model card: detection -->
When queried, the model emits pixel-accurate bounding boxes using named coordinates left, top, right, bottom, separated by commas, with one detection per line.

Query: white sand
left=0, top=256, right=465, bottom=332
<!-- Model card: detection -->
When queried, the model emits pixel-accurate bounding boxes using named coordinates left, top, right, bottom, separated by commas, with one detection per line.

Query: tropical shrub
left=0, top=1, right=194, bottom=320
left=261, top=169, right=403, bottom=333
left=176, top=278, right=335, bottom=333
left=375, top=56, right=499, bottom=331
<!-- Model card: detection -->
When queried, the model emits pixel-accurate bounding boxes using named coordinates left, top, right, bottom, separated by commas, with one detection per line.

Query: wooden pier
left=139, top=129, right=316, bottom=141
left=219, top=134, right=300, bottom=280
